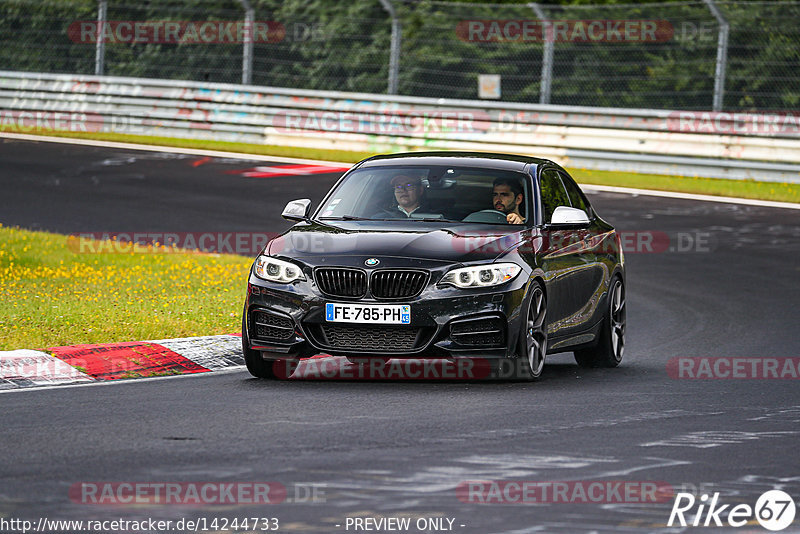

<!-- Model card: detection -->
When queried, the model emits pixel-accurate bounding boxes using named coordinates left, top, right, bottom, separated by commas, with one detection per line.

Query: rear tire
left=242, top=308, right=278, bottom=379
left=574, top=276, right=625, bottom=368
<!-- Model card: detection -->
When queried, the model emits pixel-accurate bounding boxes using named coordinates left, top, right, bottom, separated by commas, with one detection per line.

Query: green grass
left=570, top=168, right=800, bottom=204
left=4, top=128, right=798, bottom=204
left=0, top=225, right=252, bottom=351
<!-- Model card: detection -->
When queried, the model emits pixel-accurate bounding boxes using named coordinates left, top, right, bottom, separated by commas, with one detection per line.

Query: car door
left=538, top=167, right=597, bottom=340
left=557, top=170, right=608, bottom=330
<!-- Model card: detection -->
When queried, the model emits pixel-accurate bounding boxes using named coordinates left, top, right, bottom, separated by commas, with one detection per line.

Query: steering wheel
left=462, top=209, right=508, bottom=223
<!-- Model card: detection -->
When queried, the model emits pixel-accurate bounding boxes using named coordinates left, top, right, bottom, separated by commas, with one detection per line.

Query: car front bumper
left=244, top=271, right=529, bottom=361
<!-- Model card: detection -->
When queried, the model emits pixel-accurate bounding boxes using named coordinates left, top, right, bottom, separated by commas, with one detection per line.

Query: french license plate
left=325, top=303, right=411, bottom=324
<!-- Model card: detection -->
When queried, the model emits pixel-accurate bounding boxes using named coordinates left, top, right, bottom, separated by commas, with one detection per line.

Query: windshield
left=316, top=165, right=532, bottom=225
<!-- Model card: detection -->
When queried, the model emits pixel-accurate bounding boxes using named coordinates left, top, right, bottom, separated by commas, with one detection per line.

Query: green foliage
left=0, top=0, right=798, bottom=110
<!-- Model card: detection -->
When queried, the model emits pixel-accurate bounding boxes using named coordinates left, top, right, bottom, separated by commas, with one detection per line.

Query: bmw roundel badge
left=365, top=258, right=380, bottom=266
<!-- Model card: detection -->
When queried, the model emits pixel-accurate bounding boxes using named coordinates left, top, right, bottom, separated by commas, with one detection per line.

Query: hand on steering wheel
left=506, top=212, right=524, bottom=224
left=479, top=210, right=523, bottom=224
left=463, top=209, right=524, bottom=224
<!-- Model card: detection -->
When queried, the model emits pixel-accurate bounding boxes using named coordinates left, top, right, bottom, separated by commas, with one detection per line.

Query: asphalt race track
left=1, top=137, right=799, bottom=533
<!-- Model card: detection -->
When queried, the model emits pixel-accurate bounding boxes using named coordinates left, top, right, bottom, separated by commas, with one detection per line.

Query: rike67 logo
left=668, top=490, right=796, bottom=531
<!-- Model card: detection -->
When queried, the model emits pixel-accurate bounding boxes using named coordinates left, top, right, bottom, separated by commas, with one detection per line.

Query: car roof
left=357, top=151, right=552, bottom=172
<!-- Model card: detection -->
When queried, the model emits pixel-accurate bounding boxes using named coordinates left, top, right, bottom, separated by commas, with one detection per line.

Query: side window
left=559, top=172, right=592, bottom=217
left=539, top=169, right=571, bottom=223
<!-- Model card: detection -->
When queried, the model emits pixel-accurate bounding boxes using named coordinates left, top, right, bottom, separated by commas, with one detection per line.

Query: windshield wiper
left=319, top=215, right=370, bottom=221
left=409, top=217, right=458, bottom=222
left=318, top=216, right=454, bottom=223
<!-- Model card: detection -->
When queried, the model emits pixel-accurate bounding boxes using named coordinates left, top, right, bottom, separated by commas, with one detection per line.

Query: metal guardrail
left=1, top=71, right=799, bottom=183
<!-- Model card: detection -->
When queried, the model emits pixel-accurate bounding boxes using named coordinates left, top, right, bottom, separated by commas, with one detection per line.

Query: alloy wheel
left=609, top=278, right=626, bottom=362
left=525, top=285, right=547, bottom=378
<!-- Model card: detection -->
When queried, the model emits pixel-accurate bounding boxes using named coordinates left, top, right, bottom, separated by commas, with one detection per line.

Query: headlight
left=253, top=255, right=306, bottom=283
left=440, top=263, right=521, bottom=289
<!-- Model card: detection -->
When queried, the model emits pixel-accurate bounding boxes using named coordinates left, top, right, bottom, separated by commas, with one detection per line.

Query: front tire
left=574, top=276, right=625, bottom=368
left=242, top=308, right=278, bottom=379
left=516, top=281, right=547, bottom=380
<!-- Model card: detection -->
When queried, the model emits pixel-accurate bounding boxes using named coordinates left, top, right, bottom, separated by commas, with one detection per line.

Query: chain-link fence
left=1, top=0, right=798, bottom=111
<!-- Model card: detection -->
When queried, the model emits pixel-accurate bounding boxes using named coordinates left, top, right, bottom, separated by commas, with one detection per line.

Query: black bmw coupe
left=242, top=152, right=625, bottom=380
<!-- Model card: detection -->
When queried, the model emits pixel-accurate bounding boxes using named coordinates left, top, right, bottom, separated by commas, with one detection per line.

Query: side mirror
left=549, top=206, right=589, bottom=226
left=282, top=199, right=312, bottom=221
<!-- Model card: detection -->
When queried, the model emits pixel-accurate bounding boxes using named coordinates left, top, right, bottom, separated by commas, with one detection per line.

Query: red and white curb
left=227, top=163, right=352, bottom=178
left=0, top=334, right=244, bottom=391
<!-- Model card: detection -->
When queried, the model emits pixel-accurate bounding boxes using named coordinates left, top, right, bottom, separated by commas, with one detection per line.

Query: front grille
left=371, top=270, right=428, bottom=299
left=251, top=310, right=295, bottom=341
left=314, top=324, right=427, bottom=352
left=315, top=268, right=367, bottom=298
left=450, top=317, right=505, bottom=347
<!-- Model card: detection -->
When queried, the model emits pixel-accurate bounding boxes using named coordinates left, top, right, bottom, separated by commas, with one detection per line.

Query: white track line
left=581, top=184, right=800, bottom=211
left=2, top=132, right=797, bottom=211
left=0, top=132, right=348, bottom=166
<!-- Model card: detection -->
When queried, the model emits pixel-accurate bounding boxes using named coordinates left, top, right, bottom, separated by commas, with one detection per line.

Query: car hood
left=266, top=221, right=527, bottom=265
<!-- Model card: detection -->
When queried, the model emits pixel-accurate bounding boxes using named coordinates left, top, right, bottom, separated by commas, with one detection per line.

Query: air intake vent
left=450, top=317, right=505, bottom=347
left=315, top=268, right=367, bottom=298
left=371, top=270, right=428, bottom=299
left=317, top=324, right=425, bottom=351
left=251, top=311, right=295, bottom=341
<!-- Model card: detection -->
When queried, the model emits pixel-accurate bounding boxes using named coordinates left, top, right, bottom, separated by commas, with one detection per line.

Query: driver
left=492, top=177, right=524, bottom=224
